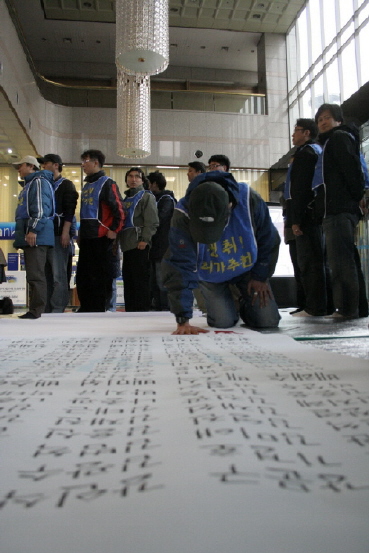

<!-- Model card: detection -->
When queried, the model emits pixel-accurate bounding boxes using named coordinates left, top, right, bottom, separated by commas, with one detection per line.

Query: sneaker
left=291, top=310, right=313, bottom=317
left=18, top=312, right=39, bottom=320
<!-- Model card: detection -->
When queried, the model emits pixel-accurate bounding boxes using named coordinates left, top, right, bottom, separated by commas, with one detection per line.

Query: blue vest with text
left=80, top=176, right=110, bottom=220
left=195, top=183, right=257, bottom=283
left=123, top=189, right=153, bottom=229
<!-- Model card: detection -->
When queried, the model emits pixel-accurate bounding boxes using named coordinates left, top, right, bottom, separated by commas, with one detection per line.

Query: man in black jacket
left=285, top=119, right=333, bottom=317
left=40, top=154, right=79, bottom=312
left=314, top=103, right=367, bottom=318
left=147, top=171, right=176, bottom=310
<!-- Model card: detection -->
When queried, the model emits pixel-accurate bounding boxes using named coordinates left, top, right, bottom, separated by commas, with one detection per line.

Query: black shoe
left=290, top=308, right=304, bottom=315
left=18, top=312, right=39, bottom=319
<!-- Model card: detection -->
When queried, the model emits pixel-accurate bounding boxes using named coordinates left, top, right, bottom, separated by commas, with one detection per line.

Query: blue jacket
left=13, top=169, right=55, bottom=249
left=162, top=172, right=280, bottom=319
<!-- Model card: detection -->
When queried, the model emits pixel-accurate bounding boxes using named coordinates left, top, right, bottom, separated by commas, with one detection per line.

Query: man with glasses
left=207, top=154, right=230, bottom=172
left=284, top=119, right=333, bottom=317
left=76, top=149, right=125, bottom=312
left=162, top=169, right=280, bottom=334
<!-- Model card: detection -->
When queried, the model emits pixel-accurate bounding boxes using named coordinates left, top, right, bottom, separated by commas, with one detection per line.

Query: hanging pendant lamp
left=116, top=70, right=151, bottom=159
left=116, top=0, right=169, bottom=75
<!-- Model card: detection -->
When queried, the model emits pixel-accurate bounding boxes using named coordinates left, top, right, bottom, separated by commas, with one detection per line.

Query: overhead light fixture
left=116, top=0, right=169, bottom=75
left=116, top=0, right=169, bottom=159
left=116, top=71, right=151, bottom=159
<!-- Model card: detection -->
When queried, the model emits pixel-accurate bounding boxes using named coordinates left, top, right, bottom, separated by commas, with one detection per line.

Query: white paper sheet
left=1, top=313, right=368, bottom=553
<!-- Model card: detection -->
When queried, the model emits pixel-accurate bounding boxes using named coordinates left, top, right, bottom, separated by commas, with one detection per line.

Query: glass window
left=325, top=58, right=341, bottom=104
left=300, top=88, right=313, bottom=118
left=338, top=0, right=354, bottom=27
left=341, top=20, right=355, bottom=45
left=313, top=74, right=324, bottom=112
left=322, top=0, right=337, bottom=48
left=297, top=8, right=309, bottom=78
left=358, top=1, right=369, bottom=25
left=359, top=21, right=369, bottom=85
left=341, top=39, right=359, bottom=101
left=309, top=0, right=323, bottom=65
left=286, top=27, right=298, bottom=92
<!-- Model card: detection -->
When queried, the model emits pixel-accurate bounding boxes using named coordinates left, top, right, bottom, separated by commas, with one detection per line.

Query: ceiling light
left=116, top=0, right=169, bottom=75
left=116, top=71, right=151, bottom=158
left=252, top=13, right=261, bottom=19
left=7, top=148, right=12, bottom=154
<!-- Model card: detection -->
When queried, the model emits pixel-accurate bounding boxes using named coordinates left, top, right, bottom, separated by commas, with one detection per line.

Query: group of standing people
left=12, top=150, right=177, bottom=318
left=12, top=102, right=368, bottom=328
left=285, top=103, right=368, bottom=320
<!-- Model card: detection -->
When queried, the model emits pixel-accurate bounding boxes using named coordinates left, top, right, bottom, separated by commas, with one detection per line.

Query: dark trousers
left=23, top=245, right=53, bottom=317
left=323, top=213, right=362, bottom=317
left=295, top=224, right=333, bottom=315
left=288, top=240, right=306, bottom=309
left=150, top=259, right=169, bottom=311
left=76, top=237, right=113, bottom=312
left=123, top=247, right=151, bottom=311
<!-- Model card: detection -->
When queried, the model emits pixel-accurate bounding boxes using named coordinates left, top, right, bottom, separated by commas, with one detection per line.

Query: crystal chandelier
left=116, top=0, right=169, bottom=159
left=116, top=0, right=169, bottom=75
left=116, top=71, right=151, bottom=159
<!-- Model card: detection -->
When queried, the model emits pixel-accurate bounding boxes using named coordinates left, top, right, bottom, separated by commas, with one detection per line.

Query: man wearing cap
left=40, top=154, right=79, bottom=312
left=13, top=155, right=55, bottom=319
left=162, top=170, right=281, bottom=334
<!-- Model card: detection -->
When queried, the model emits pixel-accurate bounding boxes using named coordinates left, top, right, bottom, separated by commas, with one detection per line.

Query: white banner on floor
left=0, top=314, right=368, bottom=553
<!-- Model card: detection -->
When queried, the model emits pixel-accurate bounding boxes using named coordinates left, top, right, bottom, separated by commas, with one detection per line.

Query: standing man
left=40, top=154, right=79, bottom=312
left=12, top=155, right=55, bottom=319
left=119, top=167, right=159, bottom=312
left=147, top=171, right=176, bottom=310
left=76, top=149, right=125, bottom=312
left=162, top=171, right=280, bottom=334
left=313, top=103, right=367, bottom=318
left=207, top=154, right=230, bottom=172
left=187, top=161, right=206, bottom=182
left=285, top=119, right=332, bottom=317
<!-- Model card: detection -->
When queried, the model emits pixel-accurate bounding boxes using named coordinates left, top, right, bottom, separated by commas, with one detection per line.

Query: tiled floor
left=261, top=308, right=369, bottom=360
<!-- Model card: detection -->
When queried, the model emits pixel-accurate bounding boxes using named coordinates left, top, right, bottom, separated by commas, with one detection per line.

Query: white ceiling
left=6, top=0, right=305, bottom=79
left=1, top=0, right=306, bottom=162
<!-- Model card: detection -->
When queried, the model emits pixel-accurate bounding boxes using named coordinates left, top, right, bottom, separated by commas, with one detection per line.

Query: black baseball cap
left=188, top=182, right=230, bottom=244
left=37, top=153, right=63, bottom=166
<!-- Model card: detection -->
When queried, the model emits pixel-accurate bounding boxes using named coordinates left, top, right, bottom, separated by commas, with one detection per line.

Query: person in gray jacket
left=119, top=167, right=159, bottom=311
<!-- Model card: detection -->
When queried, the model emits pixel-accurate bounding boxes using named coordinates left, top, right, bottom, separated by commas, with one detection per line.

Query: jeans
left=323, top=213, right=360, bottom=317
left=45, top=238, right=70, bottom=313
left=199, top=272, right=280, bottom=329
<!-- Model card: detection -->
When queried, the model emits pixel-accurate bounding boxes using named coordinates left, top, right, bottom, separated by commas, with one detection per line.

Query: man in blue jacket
left=162, top=170, right=281, bottom=334
left=13, top=155, right=55, bottom=319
